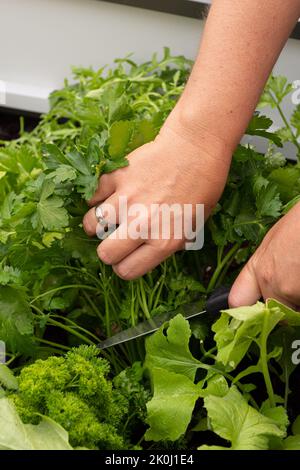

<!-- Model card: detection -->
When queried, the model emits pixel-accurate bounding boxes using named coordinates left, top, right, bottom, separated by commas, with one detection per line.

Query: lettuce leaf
left=200, top=386, right=285, bottom=450
left=0, top=397, right=72, bottom=450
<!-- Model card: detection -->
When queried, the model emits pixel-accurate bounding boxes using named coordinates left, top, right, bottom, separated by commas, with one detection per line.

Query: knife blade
left=98, top=285, right=230, bottom=350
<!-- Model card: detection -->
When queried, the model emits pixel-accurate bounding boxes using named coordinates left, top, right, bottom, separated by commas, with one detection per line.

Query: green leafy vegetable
left=200, top=387, right=284, bottom=450
left=0, top=397, right=72, bottom=450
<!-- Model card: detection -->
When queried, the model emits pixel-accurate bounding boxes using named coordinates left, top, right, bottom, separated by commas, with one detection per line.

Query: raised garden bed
left=0, top=51, right=300, bottom=451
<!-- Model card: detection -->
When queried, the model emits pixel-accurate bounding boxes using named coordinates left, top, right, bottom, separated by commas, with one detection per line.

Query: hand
left=229, top=202, right=300, bottom=309
left=83, top=116, right=231, bottom=280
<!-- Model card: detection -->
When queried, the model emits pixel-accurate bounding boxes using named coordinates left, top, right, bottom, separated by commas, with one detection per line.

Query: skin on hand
left=83, top=121, right=231, bottom=280
left=83, top=0, right=300, bottom=282
left=229, top=202, right=300, bottom=310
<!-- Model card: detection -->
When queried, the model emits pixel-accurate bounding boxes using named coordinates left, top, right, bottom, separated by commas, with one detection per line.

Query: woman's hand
left=84, top=0, right=300, bottom=282
left=229, top=202, right=300, bottom=309
left=83, top=117, right=231, bottom=280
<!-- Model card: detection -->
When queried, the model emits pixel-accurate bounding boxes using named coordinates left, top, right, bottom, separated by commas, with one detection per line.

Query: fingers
left=229, top=261, right=261, bottom=308
left=112, top=243, right=172, bottom=280
left=229, top=257, right=298, bottom=310
left=83, top=194, right=119, bottom=237
left=97, top=223, right=144, bottom=265
left=88, top=174, right=116, bottom=206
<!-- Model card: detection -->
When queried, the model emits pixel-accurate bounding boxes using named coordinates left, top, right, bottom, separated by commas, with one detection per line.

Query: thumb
left=229, top=260, right=261, bottom=308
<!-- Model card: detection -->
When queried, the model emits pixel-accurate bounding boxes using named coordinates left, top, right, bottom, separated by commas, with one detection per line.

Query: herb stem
left=269, top=91, right=300, bottom=155
left=35, top=338, right=71, bottom=351
left=207, top=243, right=240, bottom=293
left=30, top=284, right=99, bottom=304
left=260, top=308, right=275, bottom=408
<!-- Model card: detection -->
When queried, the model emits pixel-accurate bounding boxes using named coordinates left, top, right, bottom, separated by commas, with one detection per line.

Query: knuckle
left=278, top=281, right=296, bottom=301
left=82, top=214, right=94, bottom=236
left=99, top=173, right=111, bottom=186
left=113, top=264, right=132, bottom=281
left=253, top=251, right=273, bottom=287
left=97, top=244, right=112, bottom=265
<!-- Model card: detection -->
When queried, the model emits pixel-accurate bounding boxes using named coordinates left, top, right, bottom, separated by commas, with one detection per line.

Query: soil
left=0, top=108, right=40, bottom=141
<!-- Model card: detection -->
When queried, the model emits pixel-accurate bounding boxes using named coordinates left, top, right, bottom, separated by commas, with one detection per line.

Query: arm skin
left=170, top=0, right=300, bottom=153
left=83, top=0, right=300, bottom=305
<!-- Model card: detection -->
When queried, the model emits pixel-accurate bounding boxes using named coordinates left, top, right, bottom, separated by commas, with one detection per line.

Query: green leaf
left=103, top=159, right=129, bottom=174
left=292, top=415, right=300, bottom=435
left=0, top=266, right=22, bottom=286
left=109, top=94, right=130, bottom=122
left=145, top=314, right=200, bottom=381
left=213, top=302, right=284, bottom=369
left=67, top=149, right=90, bottom=176
left=86, top=134, right=105, bottom=167
left=0, top=287, right=34, bottom=354
left=42, top=232, right=64, bottom=248
left=0, top=397, right=72, bottom=450
left=128, top=119, right=157, bottom=151
left=199, top=386, right=284, bottom=450
left=49, top=165, right=77, bottom=184
left=75, top=174, right=98, bottom=200
left=291, top=104, right=300, bottom=137
left=282, top=435, right=300, bottom=450
left=269, top=167, right=300, bottom=203
left=9, top=202, right=36, bottom=224
left=260, top=404, right=289, bottom=433
left=246, top=114, right=282, bottom=147
left=267, top=299, right=300, bottom=326
left=32, top=180, right=69, bottom=231
left=108, top=121, right=134, bottom=159
left=201, top=373, right=229, bottom=398
left=145, top=368, right=201, bottom=442
left=42, top=144, right=70, bottom=169
left=35, top=197, right=69, bottom=231
left=0, top=365, right=18, bottom=391
left=255, top=182, right=282, bottom=218
left=213, top=303, right=264, bottom=368
left=282, top=195, right=300, bottom=214
left=259, top=76, right=293, bottom=108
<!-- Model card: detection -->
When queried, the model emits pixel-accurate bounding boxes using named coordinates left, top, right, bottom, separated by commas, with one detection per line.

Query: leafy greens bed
left=0, top=50, right=300, bottom=450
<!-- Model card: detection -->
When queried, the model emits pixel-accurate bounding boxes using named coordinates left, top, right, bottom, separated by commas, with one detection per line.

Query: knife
left=98, top=285, right=231, bottom=350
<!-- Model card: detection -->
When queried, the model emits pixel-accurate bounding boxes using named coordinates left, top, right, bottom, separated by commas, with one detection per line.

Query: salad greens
left=0, top=50, right=300, bottom=449
left=144, top=299, right=300, bottom=449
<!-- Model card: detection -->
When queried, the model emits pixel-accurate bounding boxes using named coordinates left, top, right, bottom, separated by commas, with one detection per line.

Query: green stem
left=260, top=308, right=275, bottom=408
left=5, top=355, right=19, bottom=366
left=130, top=283, right=136, bottom=327
left=282, top=333, right=290, bottom=410
left=152, top=264, right=167, bottom=310
left=207, top=243, right=240, bottom=293
left=51, top=314, right=100, bottom=342
left=199, top=346, right=217, bottom=362
left=138, top=278, right=151, bottom=320
left=82, top=290, right=103, bottom=320
left=149, top=275, right=164, bottom=312
left=30, top=284, right=98, bottom=304
left=31, top=305, right=94, bottom=345
left=269, top=91, right=300, bottom=155
left=35, top=338, right=71, bottom=351
left=53, top=265, right=102, bottom=287
left=104, top=293, right=111, bottom=337
left=47, top=317, right=95, bottom=345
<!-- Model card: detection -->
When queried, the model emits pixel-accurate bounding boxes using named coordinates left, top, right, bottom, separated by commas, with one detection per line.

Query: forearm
left=167, top=0, right=300, bottom=153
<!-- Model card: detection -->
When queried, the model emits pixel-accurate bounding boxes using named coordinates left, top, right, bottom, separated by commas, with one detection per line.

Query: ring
left=95, top=205, right=108, bottom=226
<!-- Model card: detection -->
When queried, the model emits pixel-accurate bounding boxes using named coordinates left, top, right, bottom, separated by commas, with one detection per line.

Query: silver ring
left=95, top=205, right=108, bottom=226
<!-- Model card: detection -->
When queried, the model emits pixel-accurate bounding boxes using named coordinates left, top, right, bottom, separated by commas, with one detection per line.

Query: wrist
left=162, top=102, right=234, bottom=164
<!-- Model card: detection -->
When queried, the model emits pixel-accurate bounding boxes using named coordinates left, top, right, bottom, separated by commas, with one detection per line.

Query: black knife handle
left=206, top=285, right=231, bottom=316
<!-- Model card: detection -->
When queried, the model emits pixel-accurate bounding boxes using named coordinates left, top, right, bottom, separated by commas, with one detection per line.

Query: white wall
left=0, top=0, right=300, bottom=121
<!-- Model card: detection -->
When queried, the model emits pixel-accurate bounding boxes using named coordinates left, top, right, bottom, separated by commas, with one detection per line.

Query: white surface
left=3, top=82, right=52, bottom=113
left=0, top=0, right=300, bottom=123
